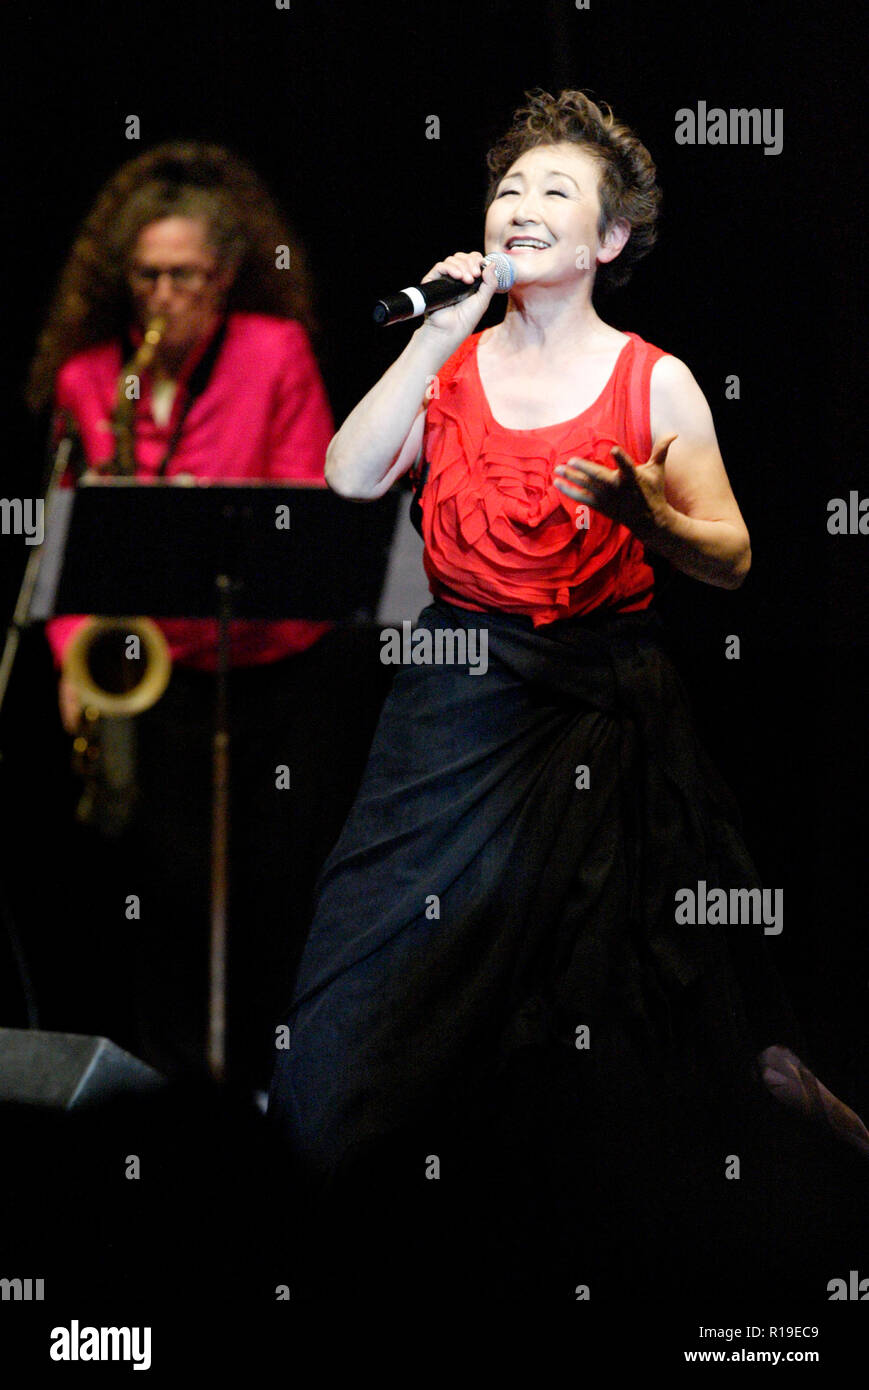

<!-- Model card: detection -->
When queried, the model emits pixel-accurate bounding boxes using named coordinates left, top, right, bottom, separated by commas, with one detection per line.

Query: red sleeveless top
left=416, top=330, right=670, bottom=626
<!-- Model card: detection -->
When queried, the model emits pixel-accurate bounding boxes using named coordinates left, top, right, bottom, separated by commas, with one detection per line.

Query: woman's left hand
left=554, top=434, right=678, bottom=541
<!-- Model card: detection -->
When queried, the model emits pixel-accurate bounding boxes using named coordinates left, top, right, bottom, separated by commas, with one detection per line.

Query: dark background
left=0, top=0, right=866, bottom=1346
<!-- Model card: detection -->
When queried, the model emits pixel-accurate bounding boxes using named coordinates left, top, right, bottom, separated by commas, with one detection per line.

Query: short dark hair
left=485, top=89, right=661, bottom=291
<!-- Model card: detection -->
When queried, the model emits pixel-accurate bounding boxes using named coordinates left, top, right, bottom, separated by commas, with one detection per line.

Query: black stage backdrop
left=1, top=0, right=866, bottom=1365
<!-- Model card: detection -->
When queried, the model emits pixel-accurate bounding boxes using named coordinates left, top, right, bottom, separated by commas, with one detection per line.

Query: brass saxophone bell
left=64, top=617, right=172, bottom=836
left=63, top=617, right=172, bottom=716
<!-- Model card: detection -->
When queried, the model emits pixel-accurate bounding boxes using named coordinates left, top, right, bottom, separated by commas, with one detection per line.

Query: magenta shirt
left=46, top=312, right=335, bottom=672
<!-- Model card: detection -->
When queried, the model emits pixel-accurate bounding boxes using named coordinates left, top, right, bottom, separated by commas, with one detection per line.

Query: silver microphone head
left=481, top=252, right=515, bottom=291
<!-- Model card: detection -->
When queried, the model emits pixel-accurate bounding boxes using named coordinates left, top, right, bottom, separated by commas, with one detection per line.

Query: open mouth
left=505, top=238, right=551, bottom=251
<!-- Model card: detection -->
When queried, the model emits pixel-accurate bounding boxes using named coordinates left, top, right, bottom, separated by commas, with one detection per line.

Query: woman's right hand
left=325, top=251, right=500, bottom=500
left=418, top=250, right=501, bottom=346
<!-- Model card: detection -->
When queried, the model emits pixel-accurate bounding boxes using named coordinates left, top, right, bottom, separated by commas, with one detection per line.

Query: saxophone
left=63, top=315, right=172, bottom=834
left=111, top=314, right=167, bottom=475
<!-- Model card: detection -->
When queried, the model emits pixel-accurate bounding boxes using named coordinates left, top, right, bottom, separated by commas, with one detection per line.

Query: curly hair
left=484, top=89, right=661, bottom=292
left=27, top=141, right=317, bottom=411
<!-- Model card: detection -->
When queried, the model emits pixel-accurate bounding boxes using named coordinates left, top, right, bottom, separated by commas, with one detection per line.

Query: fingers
left=553, top=458, right=604, bottom=505
left=649, top=433, right=679, bottom=465
left=611, top=436, right=677, bottom=475
left=560, top=458, right=611, bottom=481
left=60, top=703, right=80, bottom=735
left=555, top=438, right=677, bottom=491
left=553, top=475, right=594, bottom=504
left=554, top=457, right=614, bottom=496
left=611, top=446, right=644, bottom=484
left=58, top=674, right=82, bottom=734
left=422, top=251, right=486, bottom=285
left=610, top=445, right=635, bottom=472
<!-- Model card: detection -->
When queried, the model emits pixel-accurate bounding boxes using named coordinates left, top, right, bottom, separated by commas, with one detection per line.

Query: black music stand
left=29, top=476, right=401, bottom=1082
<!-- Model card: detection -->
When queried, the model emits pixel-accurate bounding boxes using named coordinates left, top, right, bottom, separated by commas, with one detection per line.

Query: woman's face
left=127, top=216, right=233, bottom=359
left=484, top=141, right=624, bottom=288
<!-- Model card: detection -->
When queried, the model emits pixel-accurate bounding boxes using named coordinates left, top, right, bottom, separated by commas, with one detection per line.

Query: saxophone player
left=26, top=143, right=386, bottom=1089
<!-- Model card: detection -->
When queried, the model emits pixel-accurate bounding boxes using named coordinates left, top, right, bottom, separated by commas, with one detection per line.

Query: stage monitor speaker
left=0, top=1028, right=165, bottom=1110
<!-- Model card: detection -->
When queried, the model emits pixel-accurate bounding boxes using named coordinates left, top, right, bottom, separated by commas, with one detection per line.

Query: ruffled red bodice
left=417, top=330, right=669, bottom=626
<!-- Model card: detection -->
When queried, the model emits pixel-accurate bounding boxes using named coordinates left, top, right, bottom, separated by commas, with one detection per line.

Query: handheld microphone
left=373, top=253, right=514, bottom=326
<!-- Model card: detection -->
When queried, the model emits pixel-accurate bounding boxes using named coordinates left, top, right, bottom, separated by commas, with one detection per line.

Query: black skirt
left=270, top=600, right=800, bottom=1123
left=267, top=600, right=869, bottom=1303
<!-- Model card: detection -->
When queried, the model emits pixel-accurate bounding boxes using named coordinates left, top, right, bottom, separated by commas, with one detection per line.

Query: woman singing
left=269, top=90, right=868, bottom=1303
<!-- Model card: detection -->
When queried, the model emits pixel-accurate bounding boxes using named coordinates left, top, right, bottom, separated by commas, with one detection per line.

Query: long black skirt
left=267, top=600, right=864, bottom=1303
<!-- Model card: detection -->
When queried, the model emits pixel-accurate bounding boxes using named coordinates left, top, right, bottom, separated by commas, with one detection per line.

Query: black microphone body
left=373, top=253, right=514, bottom=326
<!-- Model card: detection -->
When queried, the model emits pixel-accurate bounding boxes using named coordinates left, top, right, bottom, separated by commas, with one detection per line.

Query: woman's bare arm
left=325, top=329, right=442, bottom=500
left=645, top=355, right=751, bottom=587
left=554, top=354, right=751, bottom=589
left=326, top=252, right=500, bottom=500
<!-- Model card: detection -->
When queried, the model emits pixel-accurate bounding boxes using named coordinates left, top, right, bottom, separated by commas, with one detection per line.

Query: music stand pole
left=207, top=574, right=234, bottom=1083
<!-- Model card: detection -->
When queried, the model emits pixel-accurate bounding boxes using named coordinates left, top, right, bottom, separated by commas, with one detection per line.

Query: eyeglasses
left=128, top=264, right=218, bottom=291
